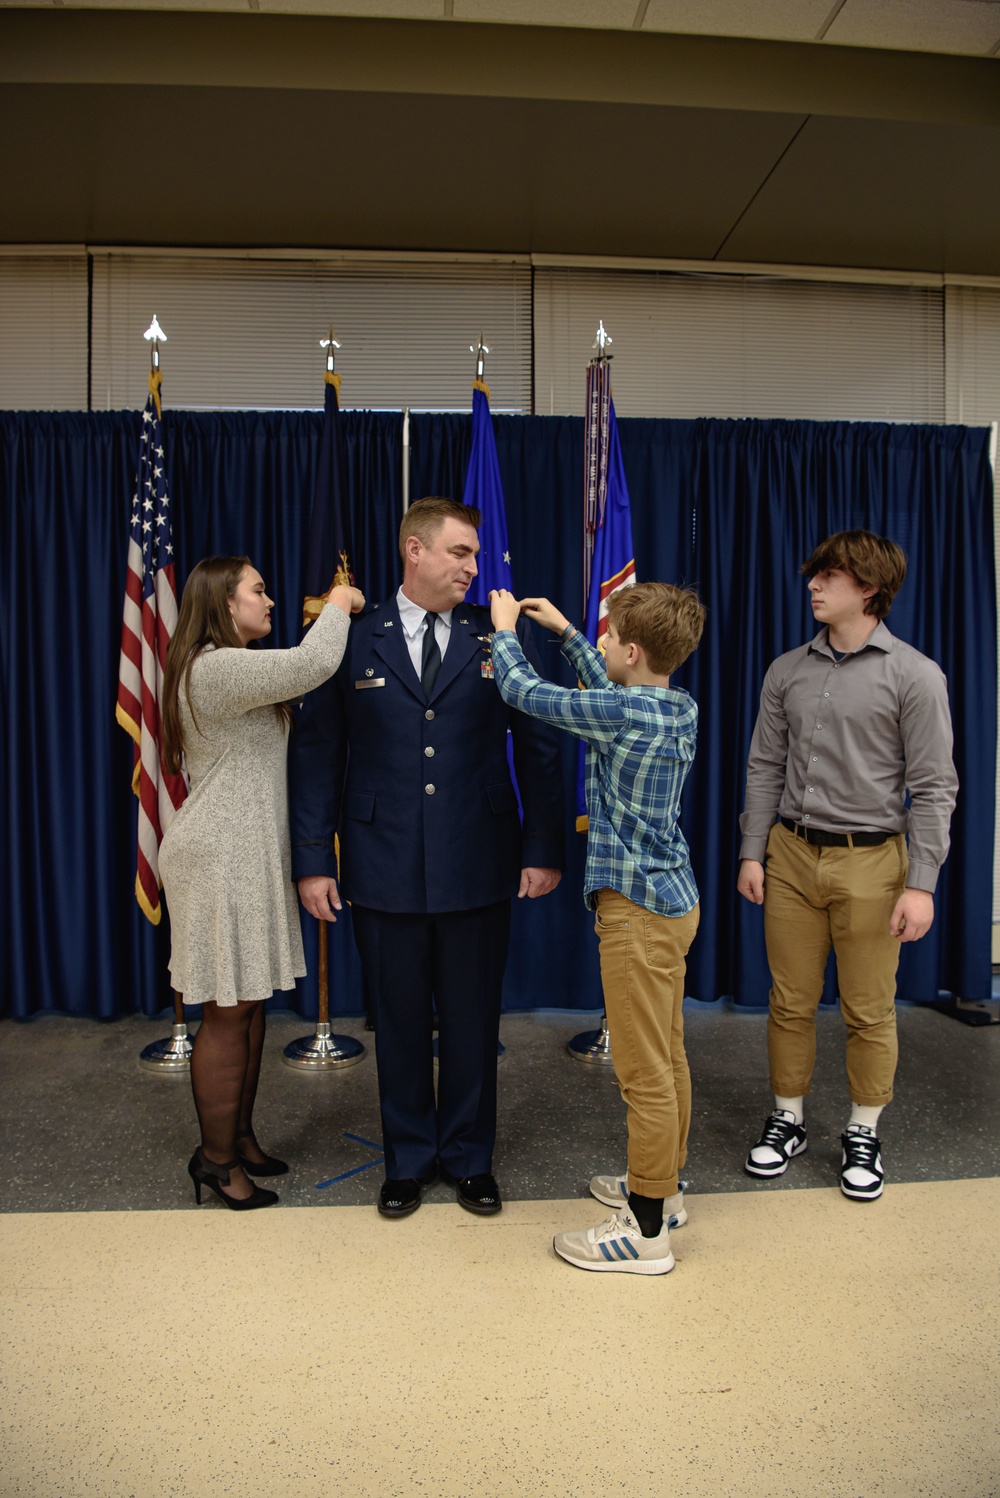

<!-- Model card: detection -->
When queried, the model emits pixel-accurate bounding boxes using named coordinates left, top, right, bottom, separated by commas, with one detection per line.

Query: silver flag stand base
left=282, top=1021, right=366, bottom=1071
left=567, top=1014, right=615, bottom=1064
left=139, top=1022, right=195, bottom=1072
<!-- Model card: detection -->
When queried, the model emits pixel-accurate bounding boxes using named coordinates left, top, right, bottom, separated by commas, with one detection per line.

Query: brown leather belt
left=779, top=817, right=891, bottom=849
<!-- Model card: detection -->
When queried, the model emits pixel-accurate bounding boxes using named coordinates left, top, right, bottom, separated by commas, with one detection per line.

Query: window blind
left=90, top=252, right=532, bottom=413
left=946, top=282, right=1000, bottom=924
left=0, top=251, right=89, bottom=411
left=534, top=266, right=945, bottom=422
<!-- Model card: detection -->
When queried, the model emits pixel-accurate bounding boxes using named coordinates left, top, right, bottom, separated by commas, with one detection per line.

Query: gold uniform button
left=424, top=746, right=435, bottom=758
left=425, top=783, right=436, bottom=795
left=425, top=709, right=435, bottom=721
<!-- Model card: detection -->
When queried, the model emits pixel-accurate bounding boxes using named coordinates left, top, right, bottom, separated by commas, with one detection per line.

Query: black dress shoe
left=378, top=1175, right=436, bottom=1219
left=235, top=1138, right=289, bottom=1177
left=236, top=1151, right=289, bottom=1177
left=454, top=1173, right=502, bottom=1216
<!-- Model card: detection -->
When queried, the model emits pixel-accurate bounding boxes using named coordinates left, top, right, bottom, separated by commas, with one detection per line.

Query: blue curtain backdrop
left=1, top=411, right=993, bottom=1019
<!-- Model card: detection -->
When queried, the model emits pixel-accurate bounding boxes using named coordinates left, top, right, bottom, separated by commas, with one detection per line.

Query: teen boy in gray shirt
left=738, top=531, right=957, bottom=1200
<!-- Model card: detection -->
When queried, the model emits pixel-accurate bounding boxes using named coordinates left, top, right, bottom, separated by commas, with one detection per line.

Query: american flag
left=116, top=368, right=187, bottom=924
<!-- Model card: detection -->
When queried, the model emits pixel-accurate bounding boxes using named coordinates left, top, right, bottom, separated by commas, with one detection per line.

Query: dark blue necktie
left=420, top=612, right=441, bottom=697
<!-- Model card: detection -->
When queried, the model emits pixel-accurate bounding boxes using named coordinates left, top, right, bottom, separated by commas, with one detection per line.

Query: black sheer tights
left=190, top=1000, right=266, bottom=1200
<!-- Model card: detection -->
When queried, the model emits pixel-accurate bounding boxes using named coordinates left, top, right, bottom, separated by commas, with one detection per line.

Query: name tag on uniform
left=355, top=677, right=386, bottom=690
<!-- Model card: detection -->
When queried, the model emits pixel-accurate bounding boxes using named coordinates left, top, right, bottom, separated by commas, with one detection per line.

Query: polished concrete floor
left=0, top=1002, right=997, bottom=1213
left=2, top=1004, right=999, bottom=1498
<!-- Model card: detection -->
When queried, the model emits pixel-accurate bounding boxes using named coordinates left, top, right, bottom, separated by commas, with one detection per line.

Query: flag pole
left=139, top=989, right=196, bottom=1072
left=283, top=331, right=365, bottom=1071
left=402, top=407, right=410, bottom=513
left=118, top=316, right=195, bottom=1072
left=568, top=321, right=618, bottom=1066
left=442, top=336, right=507, bottom=1065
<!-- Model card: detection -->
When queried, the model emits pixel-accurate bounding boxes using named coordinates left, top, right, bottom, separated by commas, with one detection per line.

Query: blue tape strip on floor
left=315, top=1159, right=382, bottom=1190
left=315, top=1131, right=385, bottom=1190
left=342, top=1132, right=384, bottom=1152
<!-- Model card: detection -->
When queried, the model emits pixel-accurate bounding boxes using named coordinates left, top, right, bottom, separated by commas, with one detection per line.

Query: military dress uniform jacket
left=288, top=599, right=565, bottom=912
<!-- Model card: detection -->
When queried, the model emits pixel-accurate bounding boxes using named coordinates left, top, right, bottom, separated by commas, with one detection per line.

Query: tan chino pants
left=594, top=889, right=700, bottom=1199
left=763, top=821, right=908, bottom=1107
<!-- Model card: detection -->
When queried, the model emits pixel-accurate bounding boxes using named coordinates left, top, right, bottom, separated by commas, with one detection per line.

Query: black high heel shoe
left=187, top=1148, right=279, bottom=1210
left=235, top=1135, right=289, bottom=1177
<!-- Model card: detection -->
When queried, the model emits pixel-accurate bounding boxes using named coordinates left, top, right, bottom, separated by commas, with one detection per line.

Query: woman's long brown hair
left=161, top=556, right=292, bottom=774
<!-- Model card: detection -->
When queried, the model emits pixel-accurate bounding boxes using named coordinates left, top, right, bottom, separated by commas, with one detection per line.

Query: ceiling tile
left=453, top=1, right=637, bottom=28
left=59, top=0, right=251, bottom=9
left=258, top=0, right=442, bottom=14
left=826, top=0, right=1000, bottom=57
left=642, top=0, right=833, bottom=43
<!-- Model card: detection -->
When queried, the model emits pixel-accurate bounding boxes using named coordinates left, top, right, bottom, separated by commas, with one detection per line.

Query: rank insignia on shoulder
left=481, top=659, right=495, bottom=679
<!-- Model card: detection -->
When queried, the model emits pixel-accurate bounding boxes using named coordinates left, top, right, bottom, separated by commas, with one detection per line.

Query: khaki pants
left=763, top=821, right=908, bottom=1108
left=594, top=889, right=700, bottom=1199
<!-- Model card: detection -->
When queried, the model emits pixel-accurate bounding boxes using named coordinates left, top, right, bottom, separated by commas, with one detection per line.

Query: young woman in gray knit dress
left=160, top=556, right=363, bottom=1210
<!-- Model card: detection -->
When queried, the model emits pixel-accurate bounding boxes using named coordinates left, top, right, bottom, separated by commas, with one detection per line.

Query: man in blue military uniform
left=290, top=497, right=565, bottom=1218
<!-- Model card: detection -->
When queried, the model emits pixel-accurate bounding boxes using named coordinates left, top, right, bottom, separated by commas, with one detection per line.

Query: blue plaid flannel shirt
left=492, top=628, right=699, bottom=917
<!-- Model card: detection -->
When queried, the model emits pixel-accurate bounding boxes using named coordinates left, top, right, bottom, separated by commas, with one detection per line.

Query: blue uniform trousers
left=351, top=900, right=511, bottom=1180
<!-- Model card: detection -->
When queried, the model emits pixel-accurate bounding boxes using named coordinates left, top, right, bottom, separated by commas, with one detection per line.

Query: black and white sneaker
left=744, top=1109, right=808, bottom=1178
left=840, top=1126, right=884, bottom=1201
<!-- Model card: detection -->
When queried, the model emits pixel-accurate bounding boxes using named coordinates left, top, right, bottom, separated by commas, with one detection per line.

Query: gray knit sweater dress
left=159, top=601, right=350, bottom=1006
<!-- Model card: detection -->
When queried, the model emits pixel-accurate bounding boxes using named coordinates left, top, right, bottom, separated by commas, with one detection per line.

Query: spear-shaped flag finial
left=470, top=333, right=491, bottom=383
left=592, top=320, right=613, bottom=361
left=320, top=329, right=341, bottom=377
left=144, top=315, right=168, bottom=371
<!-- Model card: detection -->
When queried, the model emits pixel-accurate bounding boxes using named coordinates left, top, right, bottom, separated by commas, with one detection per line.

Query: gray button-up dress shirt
left=739, top=623, right=958, bottom=892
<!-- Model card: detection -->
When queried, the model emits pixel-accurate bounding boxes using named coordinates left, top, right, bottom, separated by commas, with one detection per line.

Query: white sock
left=774, top=1094, right=804, bottom=1126
left=848, top=1104, right=883, bottom=1134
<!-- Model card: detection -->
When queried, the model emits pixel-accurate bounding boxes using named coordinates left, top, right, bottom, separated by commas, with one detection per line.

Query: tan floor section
left=3, top=1180, right=999, bottom=1498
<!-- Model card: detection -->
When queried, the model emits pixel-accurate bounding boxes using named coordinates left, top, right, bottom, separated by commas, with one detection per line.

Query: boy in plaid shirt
left=489, top=582, right=705, bottom=1275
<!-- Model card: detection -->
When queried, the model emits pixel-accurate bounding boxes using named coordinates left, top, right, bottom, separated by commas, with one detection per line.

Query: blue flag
left=302, top=373, right=353, bottom=625
left=462, top=376, right=521, bottom=805
left=577, top=378, right=636, bottom=829
left=462, top=380, right=513, bottom=602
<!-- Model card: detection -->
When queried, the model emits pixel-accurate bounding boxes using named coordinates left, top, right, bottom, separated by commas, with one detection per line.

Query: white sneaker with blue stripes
left=553, top=1207, right=675, bottom=1275
left=588, top=1174, right=688, bottom=1228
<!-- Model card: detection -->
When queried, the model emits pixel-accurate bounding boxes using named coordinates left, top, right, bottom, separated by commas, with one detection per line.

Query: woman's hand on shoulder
left=328, top=585, right=366, bottom=615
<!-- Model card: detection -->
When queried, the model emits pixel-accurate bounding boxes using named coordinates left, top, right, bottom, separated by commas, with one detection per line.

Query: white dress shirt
left=396, top=587, right=453, bottom=681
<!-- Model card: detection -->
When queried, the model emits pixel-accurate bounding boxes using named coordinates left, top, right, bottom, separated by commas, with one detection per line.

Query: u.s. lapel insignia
left=382, top=620, right=394, bottom=627
left=458, top=617, right=468, bottom=625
